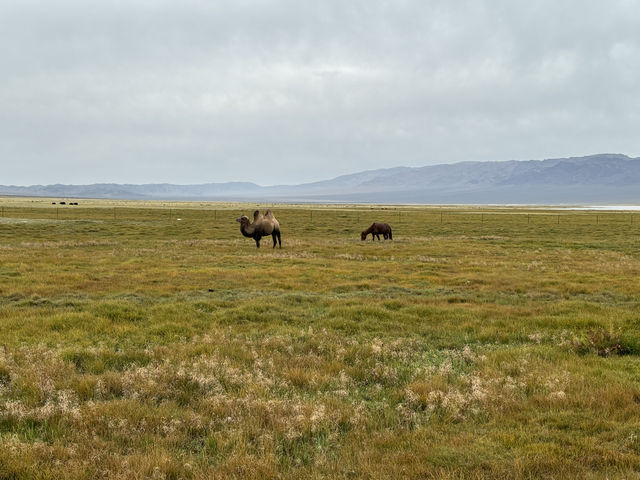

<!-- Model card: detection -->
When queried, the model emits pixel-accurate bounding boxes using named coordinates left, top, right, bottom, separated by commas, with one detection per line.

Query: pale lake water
left=560, top=205, right=640, bottom=211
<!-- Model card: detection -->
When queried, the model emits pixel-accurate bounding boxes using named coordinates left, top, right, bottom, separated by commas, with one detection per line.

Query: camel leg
left=276, top=230, right=281, bottom=248
left=255, top=238, right=261, bottom=248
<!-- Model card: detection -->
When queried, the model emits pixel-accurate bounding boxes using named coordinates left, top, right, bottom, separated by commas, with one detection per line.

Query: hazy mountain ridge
left=1, top=154, right=639, bottom=203
left=0, top=182, right=261, bottom=199
left=328, top=154, right=640, bottom=191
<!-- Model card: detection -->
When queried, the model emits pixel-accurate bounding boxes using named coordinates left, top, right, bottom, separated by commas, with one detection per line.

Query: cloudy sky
left=1, top=0, right=639, bottom=186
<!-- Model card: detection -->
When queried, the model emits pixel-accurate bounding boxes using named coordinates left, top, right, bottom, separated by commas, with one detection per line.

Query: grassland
left=1, top=198, right=639, bottom=479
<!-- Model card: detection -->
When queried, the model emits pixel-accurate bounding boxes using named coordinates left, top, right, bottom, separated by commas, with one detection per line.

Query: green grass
left=1, top=198, right=639, bottom=479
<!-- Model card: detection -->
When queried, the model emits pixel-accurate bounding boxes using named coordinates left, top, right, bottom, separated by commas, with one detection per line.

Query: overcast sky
left=1, top=0, right=639, bottom=186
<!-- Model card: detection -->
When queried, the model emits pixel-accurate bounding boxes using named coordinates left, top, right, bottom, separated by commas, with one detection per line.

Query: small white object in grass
left=177, top=218, right=182, bottom=221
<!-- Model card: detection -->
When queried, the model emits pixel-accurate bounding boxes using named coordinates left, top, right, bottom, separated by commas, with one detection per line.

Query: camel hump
left=264, top=209, right=275, bottom=219
left=253, top=210, right=263, bottom=221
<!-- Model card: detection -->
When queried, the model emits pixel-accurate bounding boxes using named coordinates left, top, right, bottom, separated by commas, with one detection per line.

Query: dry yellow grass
left=0, top=199, right=639, bottom=479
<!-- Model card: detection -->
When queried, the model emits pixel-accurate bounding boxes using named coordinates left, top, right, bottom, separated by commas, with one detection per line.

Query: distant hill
left=0, top=182, right=261, bottom=200
left=2, top=154, right=639, bottom=204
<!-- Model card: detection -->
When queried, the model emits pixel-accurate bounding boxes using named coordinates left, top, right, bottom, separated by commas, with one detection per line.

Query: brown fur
left=361, top=222, right=392, bottom=241
left=236, top=209, right=282, bottom=248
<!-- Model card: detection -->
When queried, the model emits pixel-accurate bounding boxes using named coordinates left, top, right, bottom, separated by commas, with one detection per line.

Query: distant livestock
left=236, top=209, right=282, bottom=248
left=361, top=222, right=393, bottom=241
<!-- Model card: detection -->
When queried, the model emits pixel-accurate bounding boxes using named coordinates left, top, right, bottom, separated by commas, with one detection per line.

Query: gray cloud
left=1, top=0, right=639, bottom=185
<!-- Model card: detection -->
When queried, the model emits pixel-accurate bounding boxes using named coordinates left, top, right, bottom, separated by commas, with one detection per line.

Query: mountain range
left=1, top=154, right=639, bottom=204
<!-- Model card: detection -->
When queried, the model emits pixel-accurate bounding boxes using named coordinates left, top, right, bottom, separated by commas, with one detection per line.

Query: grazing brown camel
left=236, top=209, right=282, bottom=248
left=361, top=222, right=393, bottom=241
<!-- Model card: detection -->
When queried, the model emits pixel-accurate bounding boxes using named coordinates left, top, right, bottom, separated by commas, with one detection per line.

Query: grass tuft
left=569, top=327, right=639, bottom=357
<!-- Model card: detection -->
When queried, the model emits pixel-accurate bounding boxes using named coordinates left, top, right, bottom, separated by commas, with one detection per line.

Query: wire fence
left=0, top=204, right=637, bottom=228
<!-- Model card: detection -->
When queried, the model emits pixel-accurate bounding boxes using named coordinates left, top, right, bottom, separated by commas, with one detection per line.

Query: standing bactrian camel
left=235, top=209, right=282, bottom=248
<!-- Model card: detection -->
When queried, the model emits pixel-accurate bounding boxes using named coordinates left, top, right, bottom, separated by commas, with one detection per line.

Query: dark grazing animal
left=236, top=209, right=282, bottom=248
left=361, top=222, right=393, bottom=241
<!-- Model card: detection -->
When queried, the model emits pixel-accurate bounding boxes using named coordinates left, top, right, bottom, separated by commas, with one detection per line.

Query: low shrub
left=571, top=327, right=639, bottom=357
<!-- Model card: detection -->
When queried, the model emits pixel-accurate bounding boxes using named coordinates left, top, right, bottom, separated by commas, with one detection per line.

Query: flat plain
left=1, top=198, right=639, bottom=479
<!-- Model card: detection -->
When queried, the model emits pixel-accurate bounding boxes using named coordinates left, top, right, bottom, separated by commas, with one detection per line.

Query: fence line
left=0, top=205, right=636, bottom=228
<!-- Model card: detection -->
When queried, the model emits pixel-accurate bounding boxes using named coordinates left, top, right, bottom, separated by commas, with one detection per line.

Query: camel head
left=236, top=215, right=250, bottom=225
left=361, top=231, right=367, bottom=241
